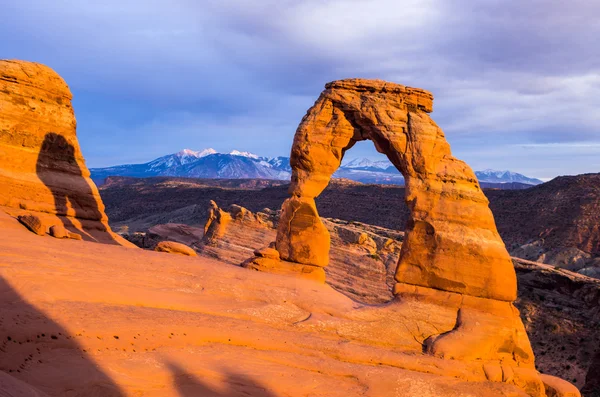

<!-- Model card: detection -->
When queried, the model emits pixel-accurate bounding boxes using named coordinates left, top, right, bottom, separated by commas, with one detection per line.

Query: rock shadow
left=583, top=349, right=600, bottom=396
left=0, top=276, right=125, bottom=396
left=36, top=132, right=117, bottom=244
left=166, top=361, right=278, bottom=397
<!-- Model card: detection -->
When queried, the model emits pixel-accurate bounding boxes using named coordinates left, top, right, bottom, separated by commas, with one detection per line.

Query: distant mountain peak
left=342, top=157, right=392, bottom=170
left=229, top=150, right=260, bottom=159
left=176, top=148, right=217, bottom=158
left=90, top=149, right=543, bottom=188
left=475, top=169, right=542, bottom=185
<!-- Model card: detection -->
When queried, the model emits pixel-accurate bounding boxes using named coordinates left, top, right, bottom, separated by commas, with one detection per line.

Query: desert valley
left=1, top=57, right=599, bottom=397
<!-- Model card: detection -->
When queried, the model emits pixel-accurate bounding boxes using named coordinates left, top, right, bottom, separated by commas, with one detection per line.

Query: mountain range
left=90, top=148, right=543, bottom=187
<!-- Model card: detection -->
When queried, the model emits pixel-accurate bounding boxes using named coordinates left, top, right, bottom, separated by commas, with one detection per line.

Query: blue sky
left=2, top=0, right=600, bottom=179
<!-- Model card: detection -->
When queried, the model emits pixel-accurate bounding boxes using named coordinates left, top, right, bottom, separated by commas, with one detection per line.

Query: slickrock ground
left=124, top=204, right=600, bottom=394
left=0, top=209, right=533, bottom=397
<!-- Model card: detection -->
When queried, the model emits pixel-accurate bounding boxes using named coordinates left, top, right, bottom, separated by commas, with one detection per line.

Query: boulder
left=541, top=247, right=592, bottom=271
left=241, top=256, right=326, bottom=283
left=255, top=208, right=279, bottom=228
left=154, top=241, right=197, bottom=257
left=148, top=223, right=203, bottom=247
left=228, top=204, right=254, bottom=222
left=0, top=60, right=132, bottom=246
left=49, top=224, right=68, bottom=239
left=541, top=374, right=581, bottom=397
left=67, top=231, right=83, bottom=240
left=254, top=246, right=280, bottom=260
left=578, top=266, right=600, bottom=278
left=17, top=214, right=48, bottom=236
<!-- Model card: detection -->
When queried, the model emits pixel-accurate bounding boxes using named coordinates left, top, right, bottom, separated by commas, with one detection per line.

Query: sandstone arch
left=240, top=79, right=548, bottom=384
left=275, top=78, right=516, bottom=302
left=240, top=79, right=545, bottom=382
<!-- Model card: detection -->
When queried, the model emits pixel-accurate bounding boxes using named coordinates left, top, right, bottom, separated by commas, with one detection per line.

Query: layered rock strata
left=0, top=60, right=130, bottom=245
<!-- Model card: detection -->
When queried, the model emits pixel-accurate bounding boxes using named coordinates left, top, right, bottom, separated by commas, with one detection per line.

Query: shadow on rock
left=0, top=276, right=125, bottom=396
left=36, top=132, right=117, bottom=244
left=166, top=361, right=278, bottom=397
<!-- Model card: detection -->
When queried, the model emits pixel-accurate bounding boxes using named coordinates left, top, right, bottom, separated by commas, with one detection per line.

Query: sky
left=2, top=0, right=600, bottom=180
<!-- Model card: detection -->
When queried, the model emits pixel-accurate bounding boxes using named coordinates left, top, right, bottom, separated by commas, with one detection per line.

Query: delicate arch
left=275, top=79, right=516, bottom=302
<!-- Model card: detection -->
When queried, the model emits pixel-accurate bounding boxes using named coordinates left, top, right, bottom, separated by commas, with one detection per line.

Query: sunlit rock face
left=0, top=60, right=129, bottom=245
left=278, top=78, right=516, bottom=302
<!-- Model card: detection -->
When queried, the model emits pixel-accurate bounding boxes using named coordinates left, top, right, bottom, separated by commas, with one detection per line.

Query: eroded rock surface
left=0, top=60, right=130, bottom=246
left=202, top=200, right=233, bottom=244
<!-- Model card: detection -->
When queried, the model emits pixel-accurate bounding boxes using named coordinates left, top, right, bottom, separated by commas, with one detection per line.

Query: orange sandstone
left=0, top=208, right=545, bottom=397
left=0, top=60, right=131, bottom=246
left=154, top=240, right=197, bottom=256
left=275, top=78, right=515, bottom=301
left=202, top=200, right=232, bottom=244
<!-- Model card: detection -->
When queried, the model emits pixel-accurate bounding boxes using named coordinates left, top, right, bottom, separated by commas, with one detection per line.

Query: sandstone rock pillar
left=0, top=60, right=132, bottom=246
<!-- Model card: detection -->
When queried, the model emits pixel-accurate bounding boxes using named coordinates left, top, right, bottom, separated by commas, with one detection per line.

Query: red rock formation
left=202, top=200, right=232, bottom=244
left=276, top=78, right=515, bottom=300
left=0, top=60, right=130, bottom=246
left=242, top=78, right=576, bottom=395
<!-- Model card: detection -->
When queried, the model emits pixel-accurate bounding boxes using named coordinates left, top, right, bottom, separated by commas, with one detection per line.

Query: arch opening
left=275, top=79, right=517, bottom=303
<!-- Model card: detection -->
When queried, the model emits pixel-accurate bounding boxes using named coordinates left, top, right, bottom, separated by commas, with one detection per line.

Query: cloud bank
left=1, top=0, right=599, bottom=178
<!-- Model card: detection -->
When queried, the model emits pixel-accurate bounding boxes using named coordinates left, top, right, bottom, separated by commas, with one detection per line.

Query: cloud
left=1, top=0, right=599, bottom=178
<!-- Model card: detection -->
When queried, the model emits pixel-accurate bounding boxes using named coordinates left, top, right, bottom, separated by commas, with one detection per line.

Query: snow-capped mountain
left=229, top=150, right=260, bottom=159
left=267, top=156, right=292, bottom=173
left=342, top=158, right=393, bottom=171
left=90, top=149, right=543, bottom=187
left=334, top=159, right=543, bottom=186
left=147, top=148, right=217, bottom=172
left=474, top=169, right=543, bottom=185
left=90, top=149, right=291, bottom=184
